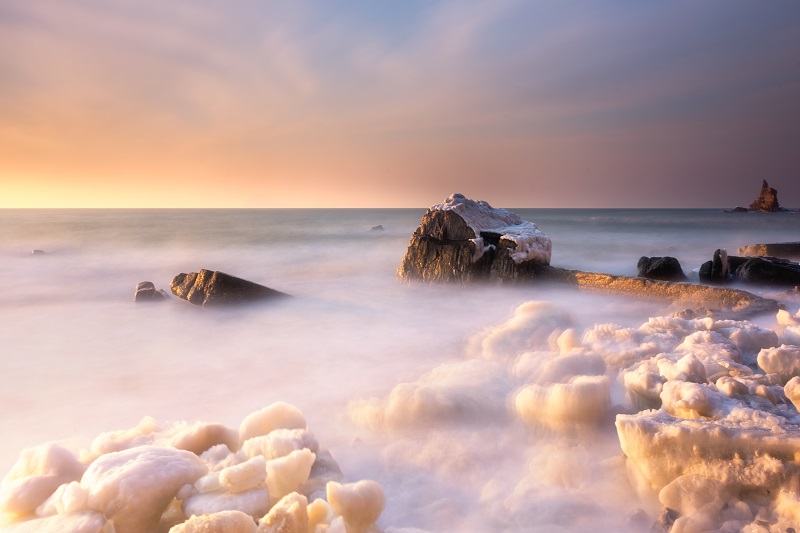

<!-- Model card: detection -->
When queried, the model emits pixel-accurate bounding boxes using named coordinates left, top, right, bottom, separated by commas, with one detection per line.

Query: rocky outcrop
left=699, top=249, right=800, bottom=287
left=170, top=270, right=287, bottom=307
left=739, top=242, right=800, bottom=260
left=397, top=194, right=552, bottom=283
left=636, top=256, right=687, bottom=282
left=748, top=180, right=782, bottom=212
left=532, top=265, right=778, bottom=318
left=134, top=281, right=169, bottom=302
left=370, top=225, right=384, bottom=231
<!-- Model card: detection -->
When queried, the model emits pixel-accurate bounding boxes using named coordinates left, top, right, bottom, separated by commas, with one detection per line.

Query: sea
left=1, top=207, right=799, bottom=532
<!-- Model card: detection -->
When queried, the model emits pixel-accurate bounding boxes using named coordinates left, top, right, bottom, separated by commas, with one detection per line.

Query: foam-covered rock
left=265, top=449, right=315, bottom=503
left=326, top=480, right=385, bottom=533
left=515, top=375, right=611, bottom=427
left=169, top=510, right=257, bottom=533
left=256, top=492, right=307, bottom=533
left=81, top=445, right=207, bottom=533
left=239, top=402, right=307, bottom=445
left=0, top=443, right=86, bottom=517
left=397, top=193, right=551, bottom=282
left=757, top=344, right=800, bottom=384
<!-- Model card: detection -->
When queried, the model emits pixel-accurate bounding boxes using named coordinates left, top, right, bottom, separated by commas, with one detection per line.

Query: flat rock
left=397, top=193, right=551, bottom=282
left=170, top=270, right=287, bottom=307
left=739, top=242, right=800, bottom=260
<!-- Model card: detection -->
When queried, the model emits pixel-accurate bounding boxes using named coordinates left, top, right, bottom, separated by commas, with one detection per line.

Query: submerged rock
left=397, top=193, right=552, bottom=282
left=748, top=179, right=783, bottom=212
left=30, top=249, right=46, bottom=255
left=370, top=225, right=384, bottom=231
left=637, top=256, right=687, bottom=282
left=134, top=281, right=169, bottom=303
left=170, top=270, right=287, bottom=307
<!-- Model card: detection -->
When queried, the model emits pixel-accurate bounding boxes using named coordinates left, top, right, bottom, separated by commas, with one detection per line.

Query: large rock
left=735, top=257, right=800, bottom=287
left=748, top=180, right=782, bottom=212
left=636, top=256, right=687, bottom=282
left=397, top=194, right=552, bottom=282
left=170, top=270, right=287, bottom=307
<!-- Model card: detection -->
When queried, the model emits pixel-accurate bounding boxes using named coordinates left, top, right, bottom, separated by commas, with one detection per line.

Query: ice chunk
left=81, top=445, right=207, bottom=533
left=241, top=429, right=319, bottom=461
left=307, top=498, right=335, bottom=531
left=326, top=480, right=385, bottom=533
left=0, top=443, right=86, bottom=516
left=265, top=448, right=315, bottom=502
left=257, top=492, right=307, bottom=533
left=757, top=344, right=800, bottom=384
left=87, top=418, right=238, bottom=459
left=515, top=375, right=611, bottom=427
left=239, top=403, right=307, bottom=445
left=182, top=487, right=270, bottom=520
left=169, top=510, right=258, bottom=533
left=785, top=376, right=800, bottom=411
left=194, top=456, right=267, bottom=494
left=0, top=510, right=108, bottom=532
left=35, top=481, right=88, bottom=517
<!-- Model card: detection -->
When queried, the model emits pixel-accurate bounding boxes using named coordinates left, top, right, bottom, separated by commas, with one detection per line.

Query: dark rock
left=650, top=507, right=680, bottom=532
left=370, top=225, right=384, bottom=231
left=735, top=257, right=800, bottom=287
left=637, top=256, right=688, bottom=281
left=699, top=249, right=731, bottom=284
left=397, top=194, right=551, bottom=283
left=624, top=508, right=650, bottom=530
left=748, top=179, right=782, bottom=212
left=134, top=281, right=168, bottom=303
left=31, top=249, right=46, bottom=255
left=724, top=206, right=749, bottom=213
left=739, top=242, right=800, bottom=260
left=170, top=269, right=287, bottom=307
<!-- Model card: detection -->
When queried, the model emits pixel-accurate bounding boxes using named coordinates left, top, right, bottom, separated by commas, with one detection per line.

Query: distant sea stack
left=397, top=193, right=552, bottom=282
left=728, top=180, right=787, bottom=212
left=748, top=180, right=782, bottom=212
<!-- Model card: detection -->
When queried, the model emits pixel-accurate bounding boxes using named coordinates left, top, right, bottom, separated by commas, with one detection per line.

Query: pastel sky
left=1, top=1, right=799, bottom=208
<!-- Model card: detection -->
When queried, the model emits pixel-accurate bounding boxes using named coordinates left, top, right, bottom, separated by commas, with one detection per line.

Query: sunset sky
left=1, top=1, right=798, bottom=208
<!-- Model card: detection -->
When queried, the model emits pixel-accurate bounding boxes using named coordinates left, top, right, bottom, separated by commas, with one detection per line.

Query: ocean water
left=1, top=207, right=800, bottom=531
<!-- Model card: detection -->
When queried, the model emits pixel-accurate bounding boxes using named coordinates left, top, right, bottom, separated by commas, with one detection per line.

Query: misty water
left=2, top=207, right=800, bottom=532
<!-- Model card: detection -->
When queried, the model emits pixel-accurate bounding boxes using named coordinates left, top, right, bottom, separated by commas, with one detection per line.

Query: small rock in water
left=370, top=225, right=384, bottom=231
left=651, top=507, right=680, bottom=532
left=31, top=249, right=46, bottom=255
left=134, top=281, right=169, bottom=303
left=170, top=269, right=287, bottom=307
left=637, top=256, right=688, bottom=282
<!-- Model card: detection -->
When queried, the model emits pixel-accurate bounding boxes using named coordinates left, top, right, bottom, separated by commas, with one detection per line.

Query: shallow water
left=1, top=207, right=799, bottom=531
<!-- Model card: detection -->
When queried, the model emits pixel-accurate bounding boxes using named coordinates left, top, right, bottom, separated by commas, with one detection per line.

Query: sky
left=1, top=1, right=799, bottom=208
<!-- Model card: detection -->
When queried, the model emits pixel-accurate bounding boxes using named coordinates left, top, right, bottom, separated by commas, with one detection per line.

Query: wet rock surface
left=170, top=270, right=287, bottom=307
left=637, top=256, right=688, bottom=282
left=699, top=249, right=800, bottom=287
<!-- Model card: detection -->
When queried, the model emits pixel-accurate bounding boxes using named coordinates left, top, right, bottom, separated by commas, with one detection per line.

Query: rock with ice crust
left=80, top=445, right=207, bottom=533
left=239, top=402, right=307, bottom=445
left=0, top=510, right=108, bottom=532
left=326, top=480, right=385, bottom=533
left=169, top=510, right=258, bottom=533
left=0, top=443, right=86, bottom=516
left=171, top=269, right=287, bottom=307
left=256, top=491, right=308, bottom=533
left=397, top=193, right=551, bottom=282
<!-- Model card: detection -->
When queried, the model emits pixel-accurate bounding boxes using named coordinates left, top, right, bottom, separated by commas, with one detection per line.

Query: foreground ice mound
left=397, top=193, right=552, bottom=282
left=349, top=299, right=800, bottom=531
left=0, top=402, right=385, bottom=533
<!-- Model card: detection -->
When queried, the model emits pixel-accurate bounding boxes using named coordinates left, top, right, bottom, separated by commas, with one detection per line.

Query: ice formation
left=0, top=402, right=385, bottom=533
left=349, top=300, right=800, bottom=531
left=432, top=194, right=552, bottom=264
